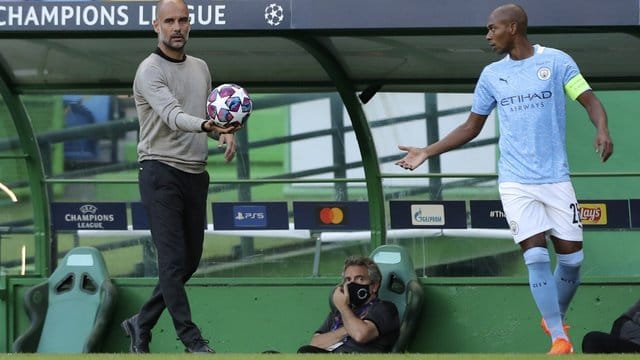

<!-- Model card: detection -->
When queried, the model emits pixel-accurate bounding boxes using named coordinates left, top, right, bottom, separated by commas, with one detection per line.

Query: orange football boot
left=548, top=338, right=574, bottom=355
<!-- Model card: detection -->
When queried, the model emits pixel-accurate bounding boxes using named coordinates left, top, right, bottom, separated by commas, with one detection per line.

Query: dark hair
left=494, top=3, right=528, bottom=35
left=342, top=256, right=382, bottom=284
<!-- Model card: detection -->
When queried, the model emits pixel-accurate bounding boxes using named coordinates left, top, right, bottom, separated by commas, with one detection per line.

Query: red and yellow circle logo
left=319, top=207, right=345, bottom=225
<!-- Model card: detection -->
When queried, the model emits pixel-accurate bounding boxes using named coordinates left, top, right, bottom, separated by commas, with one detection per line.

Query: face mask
left=347, top=282, right=370, bottom=307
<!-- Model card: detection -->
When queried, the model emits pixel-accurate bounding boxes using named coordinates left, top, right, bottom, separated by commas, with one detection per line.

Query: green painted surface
left=0, top=276, right=6, bottom=353
left=6, top=278, right=640, bottom=354
left=416, top=281, right=640, bottom=353
left=566, top=90, right=640, bottom=197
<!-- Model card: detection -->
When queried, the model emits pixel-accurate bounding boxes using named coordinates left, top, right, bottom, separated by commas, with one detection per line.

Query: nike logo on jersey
left=499, top=77, right=508, bottom=84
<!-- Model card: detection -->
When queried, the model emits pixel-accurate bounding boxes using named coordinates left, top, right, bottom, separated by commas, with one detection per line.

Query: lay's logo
left=579, top=203, right=607, bottom=225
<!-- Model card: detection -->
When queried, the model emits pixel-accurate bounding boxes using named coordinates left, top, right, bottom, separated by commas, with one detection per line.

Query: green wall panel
left=7, top=279, right=640, bottom=354
left=566, top=90, right=640, bottom=197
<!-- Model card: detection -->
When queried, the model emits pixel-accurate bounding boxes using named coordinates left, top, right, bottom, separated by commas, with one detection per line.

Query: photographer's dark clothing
left=313, top=299, right=399, bottom=353
left=582, top=299, right=640, bottom=353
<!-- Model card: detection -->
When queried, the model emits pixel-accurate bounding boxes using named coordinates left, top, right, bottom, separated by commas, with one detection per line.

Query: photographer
left=298, top=256, right=399, bottom=353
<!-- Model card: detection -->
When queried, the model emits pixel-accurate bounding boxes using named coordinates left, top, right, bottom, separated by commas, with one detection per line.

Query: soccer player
left=396, top=3, right=613, bottom=354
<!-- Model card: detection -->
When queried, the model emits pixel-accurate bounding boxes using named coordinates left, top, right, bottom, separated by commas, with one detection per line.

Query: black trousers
left=582, top=331, right=640, bottom=353
left=136, top=160, right=209, bottom=346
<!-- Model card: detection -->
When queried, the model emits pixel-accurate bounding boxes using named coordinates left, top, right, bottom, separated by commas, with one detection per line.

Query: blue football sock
left=524, top=247, right=565, bottom=341
left=554, top=250, right=583, bottom=320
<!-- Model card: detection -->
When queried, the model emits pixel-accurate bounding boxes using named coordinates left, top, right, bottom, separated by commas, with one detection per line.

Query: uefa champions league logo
left=264, top=3, right=284, bottom=26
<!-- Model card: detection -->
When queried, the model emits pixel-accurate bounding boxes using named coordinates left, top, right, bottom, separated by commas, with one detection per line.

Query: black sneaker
left=186, top=338, right=215, bottom=353
left=121, top=314, right=151, bottom=353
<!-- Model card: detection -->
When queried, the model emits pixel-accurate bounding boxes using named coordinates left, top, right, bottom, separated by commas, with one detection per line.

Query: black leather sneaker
left=186, top=338, right=215, bottom=353
left=121, top=314, right=151, bottom=353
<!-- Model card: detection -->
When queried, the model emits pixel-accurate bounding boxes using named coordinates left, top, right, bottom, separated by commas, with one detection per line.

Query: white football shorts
left=498, top=181, right=583, bottom=244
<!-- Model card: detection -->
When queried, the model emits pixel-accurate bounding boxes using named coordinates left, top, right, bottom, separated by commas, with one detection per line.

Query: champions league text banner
left=0, top=0, right=291, bottom=31
left=1, top=0, right=635, bottom=32
left=51, top=202, right=127, bottom=230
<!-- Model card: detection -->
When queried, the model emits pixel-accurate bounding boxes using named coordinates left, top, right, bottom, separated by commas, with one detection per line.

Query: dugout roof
left=0, top=0, right=639, bottom=94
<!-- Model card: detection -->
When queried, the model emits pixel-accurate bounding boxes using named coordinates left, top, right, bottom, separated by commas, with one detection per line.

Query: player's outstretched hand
left=395, top=145, right=428, bottom=171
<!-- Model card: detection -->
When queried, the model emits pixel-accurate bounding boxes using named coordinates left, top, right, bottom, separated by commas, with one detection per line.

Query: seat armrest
left=392, top=279, right=424, bottom=353
left=83, top=280, right=118, bottom=352
left=12, top=282, right=49, bottom=353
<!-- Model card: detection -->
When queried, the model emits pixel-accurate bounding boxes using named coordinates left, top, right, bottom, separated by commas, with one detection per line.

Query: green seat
left=371, top=244, right=424, bottom=353
left=12, top=246, right=117, bottom=353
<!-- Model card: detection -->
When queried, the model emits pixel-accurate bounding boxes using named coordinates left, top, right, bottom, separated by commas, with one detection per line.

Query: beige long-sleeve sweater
left=134, top=49, right=212, bottom=174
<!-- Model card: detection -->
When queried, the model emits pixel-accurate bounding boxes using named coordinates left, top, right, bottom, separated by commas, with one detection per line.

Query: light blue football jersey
left=471, top=45, right=588, bottom=184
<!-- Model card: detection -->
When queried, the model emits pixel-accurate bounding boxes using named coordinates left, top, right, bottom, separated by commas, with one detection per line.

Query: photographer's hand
left=332, top=284, right=350, bottom=311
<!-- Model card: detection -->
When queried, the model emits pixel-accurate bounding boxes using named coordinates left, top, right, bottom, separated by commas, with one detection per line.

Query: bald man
left=397, top=3, right=613, bottom=354
left=121, top=0, right=240, bottom=354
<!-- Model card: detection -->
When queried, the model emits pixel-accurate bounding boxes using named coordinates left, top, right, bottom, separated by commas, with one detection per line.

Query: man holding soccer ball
left=121, top=0, right=241, bottom=354
left=397, top=3, right=613, bottom=354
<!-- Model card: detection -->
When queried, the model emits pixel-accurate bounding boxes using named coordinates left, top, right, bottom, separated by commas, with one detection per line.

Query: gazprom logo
left=411, top=204, right=445, bottom=226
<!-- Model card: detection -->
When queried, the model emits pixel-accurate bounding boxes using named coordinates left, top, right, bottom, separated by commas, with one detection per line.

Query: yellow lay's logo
left=579, top=203, right=607, bottom=225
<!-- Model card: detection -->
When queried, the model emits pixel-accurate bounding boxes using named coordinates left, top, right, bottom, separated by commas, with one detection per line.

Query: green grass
left=0, top=354, right=637, bottom=359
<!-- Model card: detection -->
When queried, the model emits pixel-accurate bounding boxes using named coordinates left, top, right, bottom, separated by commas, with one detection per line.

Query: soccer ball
left=206, top=83, right=252, bottom=128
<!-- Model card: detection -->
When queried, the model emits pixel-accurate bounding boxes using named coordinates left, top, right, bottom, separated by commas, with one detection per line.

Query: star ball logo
left=264, top=3, right=284, bottom=26
left=317, top=206, right=347, bottom=225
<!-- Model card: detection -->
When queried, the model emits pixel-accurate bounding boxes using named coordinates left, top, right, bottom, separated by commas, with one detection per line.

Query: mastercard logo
left=318, top=207, right=346, bottom=225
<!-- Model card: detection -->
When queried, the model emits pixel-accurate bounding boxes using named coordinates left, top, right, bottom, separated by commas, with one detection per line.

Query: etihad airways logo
left=500, top=91, right=552, bottom=106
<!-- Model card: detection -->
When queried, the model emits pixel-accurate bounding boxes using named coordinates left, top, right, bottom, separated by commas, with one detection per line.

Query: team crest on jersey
left=509, top=220, right=519, bottom=235
left=537, top=67, right=551, bottom=80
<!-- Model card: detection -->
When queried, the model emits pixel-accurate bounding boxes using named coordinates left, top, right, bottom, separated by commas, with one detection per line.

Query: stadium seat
left=370, top=244, right=424, bottom=353
left=12, top=246, right=117, bottom=353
